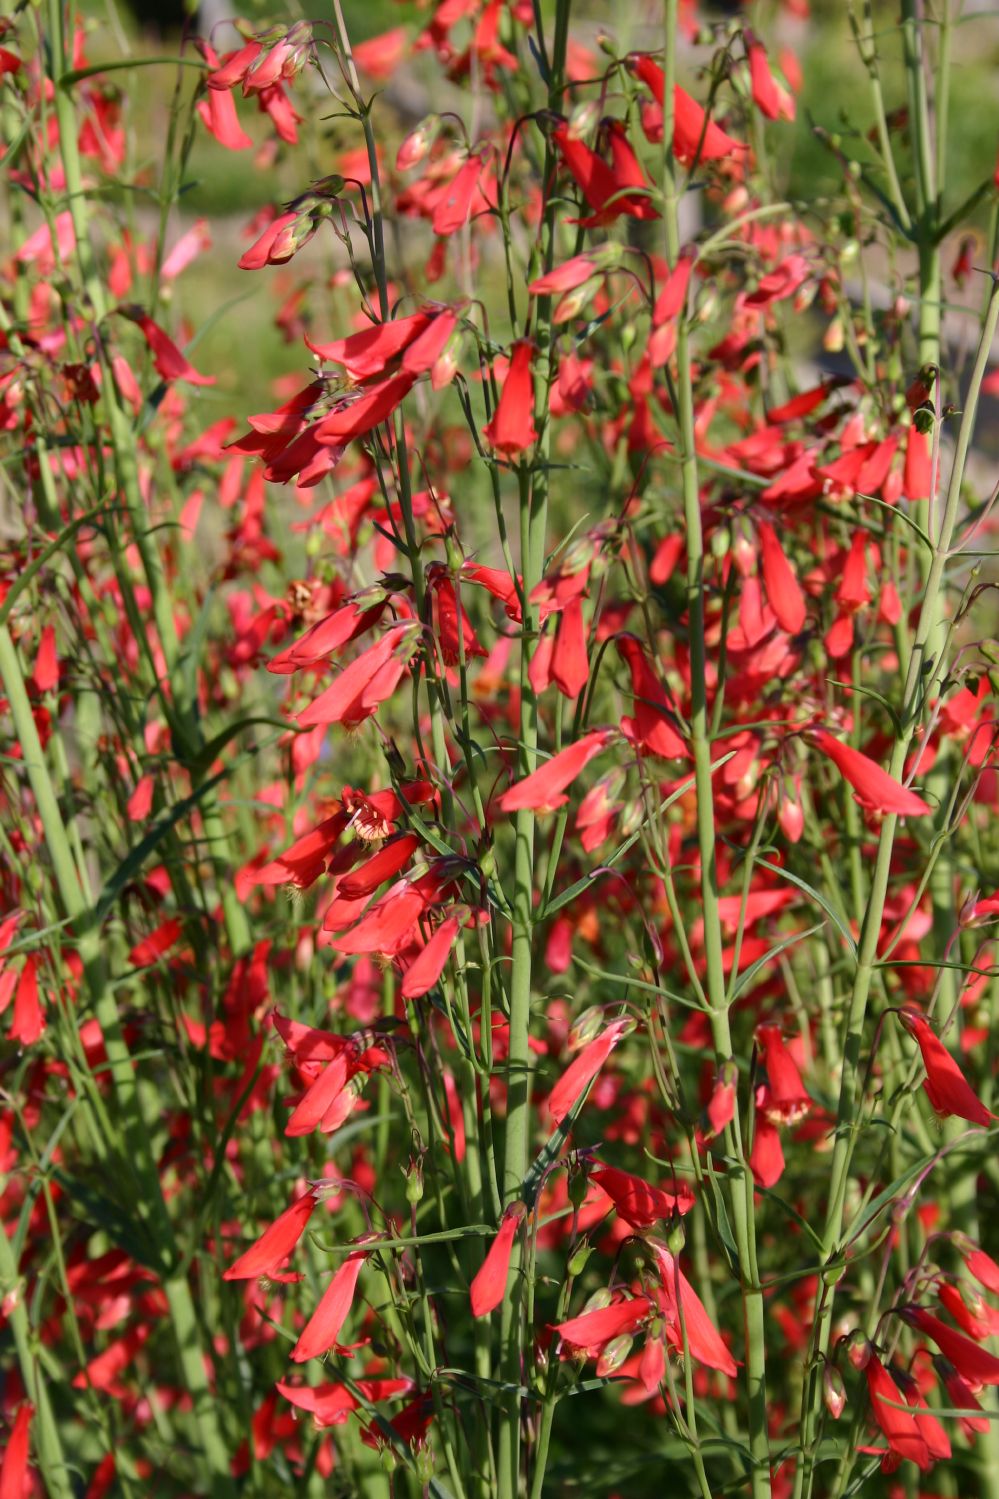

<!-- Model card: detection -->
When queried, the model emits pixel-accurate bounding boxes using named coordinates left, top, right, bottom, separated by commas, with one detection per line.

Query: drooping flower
left=483, top=340, right=538, bottom=456
left=758, top=522, right=806, bottom=634
left=864, top=1354, right=931, bottom=1470
left=470, top=1205, right=524, bottom=1317
left=746, top=33, right=796, bottom=122
left=898, top=1010, right=992, bottom=1127
left=499, top=729, right=614, bottom=813
left=546, top=1017, right=631, bottom=1126
left=811, top=728, right=931, bottom=817
left=401, top=913, right=463, bottom=1000
left=119, top=308, right=215, bottom=386
left=291, top=1250, right=368, bottom=1362
left=899, top=1305, right=999, bottom=1387
left=223, top=1189, right=318, bottom=1281
left=0, top=1403, right=33, bottom=1498
left=591, top=1166, right=694, bottom=1229
left=651, top=1245, right=738, bottom=1377
left=553, top=1295, right=653, bottom=1354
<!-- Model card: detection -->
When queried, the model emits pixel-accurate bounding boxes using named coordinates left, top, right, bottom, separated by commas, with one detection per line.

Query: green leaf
left=755, top=857, right=858, bottom=960
left=0, top=505, right=124, bottom=628
left=824, top=678, right=903, bottom=737
left=189, top=716, right=288, bottom=779
left=520, top=1087, right=593, bottom=1209
left=728, top=923, right=825, bottom=1003
left=50, top=1169, right=163, bottom=1271
left=58, top=56, right=209, bottom=88
left=94, top=766, right=228, bottom=923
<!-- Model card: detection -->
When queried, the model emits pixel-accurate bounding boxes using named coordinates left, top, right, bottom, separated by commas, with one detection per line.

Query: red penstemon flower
left=811, top=727, right=932, bottom=816
left=223, top=1189, right=318, bottom=1281
left=483, top=340, right=538, bottom=455
left=898, top=1009, right=993, bottom=1127
left=291, top=1249, right=368, bottom=1362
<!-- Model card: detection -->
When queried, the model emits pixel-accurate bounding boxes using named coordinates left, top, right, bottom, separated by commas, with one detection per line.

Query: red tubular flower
left=898, top=1010, right=992, bottom=1127
left=285, top=1053, right=352, bottom=1137
left=401, top=913, right=462, bottom=1000
left=547, top=1017, right=631, bottom=1126
left=652, top=1246, right=738, bottom=1376
left=402, top=309, right=460, bottom=376
left=306, top=311, right=431, bottom=381
left=338, top=835, right=421, bottom=901
left=72, top=1325, right=152, bottom=1393
left=206, top=40, right=262, bottom=90
left=749, top=1115, right=785, bottom=1188
left=550, top=123, right=629, bottom=227
left=903, top=425, right=932, bottom=501
left=120, top=309, right=215, bottom=386
left=483, top=340, right=537, bottom=455
left=223, top=1189, right=317, bottom=1280
left=359, top=1392, right=434, bottom=1450
left=499, top=728, right=614, bottom=813
left=961, top=1244, right=999, bottom=1296
left=900, top=1305, right=999, bottom=1387
left=314, top=372, right=416, bottom=445
left=554, top=1296, right=653, bottom=1354
left=8, top=955, right=45, bottom=1045
left=591, top=1166, right=694, bottom=1229
left=331, top=879, right=431, bottom=958
left=291, top=1249, right=367, bottom=1362
left=627, top=56, right=744, bottom=166
left=649, top=251, right=694, bottom=364
left=431, top=153, right=488, bottom=237
left=864, top=1355, right=930, bottom=1470
left=239, top=211, right=313, bottom=270
left=811, top=728, right=931, bottom=816
left=277, top=1375, right=413, bottom=1429
left=755, top=1025, right=811, bottom=1124
left=353, top=26, right=408, bottom=80
left=551, top=596, right=589, bottom=699
left=616, top=636, right=686, bottom=760
left=0, top=1403, right=33, bottom=1499
left=296, top=622, right=419, bottom=729
left=128, top=917, right=183, bottom=969
left=935, top=1357, right=990, bottom=1436
left=895, top=1369, right=951, bottom=1462
left=529, top=253, right=604, bottom=297
left=758, top=521, right=805, bottom=633
left=470, top=1205, right=524, bottom=1317
left=196, top=82, right=253, bottom=150
left=746, top=33, right=796, bottom=122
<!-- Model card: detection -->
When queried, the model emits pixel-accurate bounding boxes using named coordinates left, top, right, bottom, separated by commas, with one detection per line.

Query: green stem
left=661, top=4, right=770, bottom=1493
left=795, top=274, right=999, bottom=1499
left=0, top=623, right=236, bottom=1493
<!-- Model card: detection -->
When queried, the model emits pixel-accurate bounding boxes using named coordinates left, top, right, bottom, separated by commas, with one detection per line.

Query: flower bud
left=568, top=1240, right=593, bottom=1277
left=823, top=1363, right=846, bottom=1419
left=844, top=1332, right=871, bottom=1370
left=415, top=1444, right=435, bottom=1483
left=567, top=1164, right=590, bottom=1211
left=396, top=115, right=440, bottom=172
left=596, top=1334, right=634, bottom=1376
left=405, top=1157, right=424, bottom=1205
left=582, top=1286, right=613, bottom=1316
left=569, top=1006, right=605, bottom=1052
